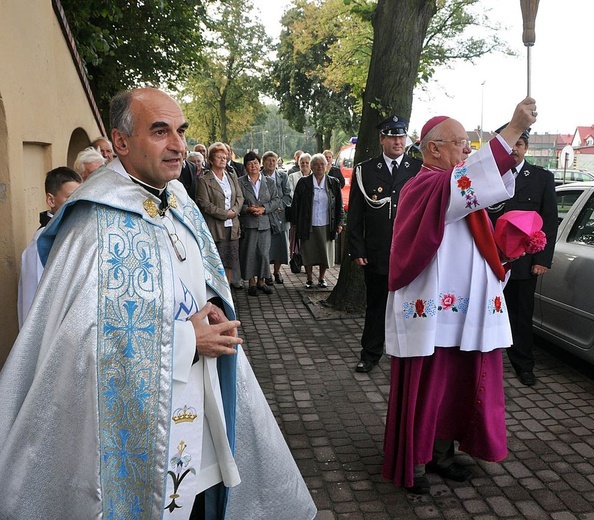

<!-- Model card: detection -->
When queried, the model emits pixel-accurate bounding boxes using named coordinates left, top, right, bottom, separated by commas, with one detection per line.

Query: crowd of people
left=183, top=140, right=345, bottom=297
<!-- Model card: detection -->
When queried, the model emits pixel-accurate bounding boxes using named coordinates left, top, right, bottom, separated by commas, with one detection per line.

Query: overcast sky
left=252, top=1, right=593, bottom=136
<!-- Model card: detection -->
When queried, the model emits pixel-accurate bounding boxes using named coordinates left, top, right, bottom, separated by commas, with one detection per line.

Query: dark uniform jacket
left=291, top=175, right=344, bottom=241
left=487, top=161, right=558, bottom=279
left=348, top=153, right=422, bottom=275
left=179, top=159, right=198, bottom=202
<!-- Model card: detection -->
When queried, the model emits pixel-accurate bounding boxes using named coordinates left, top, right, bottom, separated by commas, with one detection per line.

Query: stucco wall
left=0, top=0, right=102, bottom=366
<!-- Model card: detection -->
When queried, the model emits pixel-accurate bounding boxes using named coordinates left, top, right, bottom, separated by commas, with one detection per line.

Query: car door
left=535, top=186, right=594, bottom=358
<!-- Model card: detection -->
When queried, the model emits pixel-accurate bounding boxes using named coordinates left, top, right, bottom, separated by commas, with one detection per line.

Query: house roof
left=574, top=126, right=594, bottom=146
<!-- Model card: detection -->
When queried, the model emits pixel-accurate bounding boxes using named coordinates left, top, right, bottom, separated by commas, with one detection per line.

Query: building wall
left=0, top=0, right=102, bottom=367
left=576, top=156, right=594, bottom=171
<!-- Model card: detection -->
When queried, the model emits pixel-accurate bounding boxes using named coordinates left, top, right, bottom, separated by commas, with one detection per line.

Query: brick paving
left=232, top=264, right=594, bottom=519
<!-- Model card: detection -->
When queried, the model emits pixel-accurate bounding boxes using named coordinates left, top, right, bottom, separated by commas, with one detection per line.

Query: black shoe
left=231, top=282, right=244, bottom=290
left=305, top=280, right=314, bottom=289
left=428, top=462, right=472, bottom=482
left=318, top=279, right=328, bottom=288
left=518, top=371, right=536, bottom=386
left=274, top=273, right=284, bottom=284
left=405, top=476, right=430, bottom=495
left=258, top=284, right=273, bottom=295
left=265, top=277, right=274, bottom=286
left=355, top=360, right=375, bottom=373
left=248, top=286, right=258, bottom=296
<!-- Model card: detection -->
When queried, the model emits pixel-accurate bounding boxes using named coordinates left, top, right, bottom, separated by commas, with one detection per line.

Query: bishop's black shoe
left=427, top=462, right=472, bottom=482
left=405, top=476, right=430, bottom=495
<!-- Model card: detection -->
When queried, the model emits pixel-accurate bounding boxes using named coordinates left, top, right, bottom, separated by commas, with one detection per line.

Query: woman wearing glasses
left=196, top=142, right=244, bottom=286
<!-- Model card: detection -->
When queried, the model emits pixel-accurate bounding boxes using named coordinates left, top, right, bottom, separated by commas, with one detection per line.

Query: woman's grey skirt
left=301, top=225, right=334, bottom=268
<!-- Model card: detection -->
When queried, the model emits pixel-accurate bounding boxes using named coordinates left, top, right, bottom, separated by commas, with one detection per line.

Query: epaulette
left=355, top=157, right=375, bottom=168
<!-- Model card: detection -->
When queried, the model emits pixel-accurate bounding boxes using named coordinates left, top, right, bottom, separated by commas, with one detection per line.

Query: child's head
left=45, top=167, right=82, bottom=215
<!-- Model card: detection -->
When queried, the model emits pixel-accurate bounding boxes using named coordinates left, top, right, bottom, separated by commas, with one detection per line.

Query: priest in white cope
left=382, top=97, right=538, bottom=495
left=0, top=87, right=316, bottom=520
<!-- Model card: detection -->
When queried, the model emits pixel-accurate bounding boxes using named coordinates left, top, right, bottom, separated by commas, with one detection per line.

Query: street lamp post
left=480, top=80, right=485, bottom=147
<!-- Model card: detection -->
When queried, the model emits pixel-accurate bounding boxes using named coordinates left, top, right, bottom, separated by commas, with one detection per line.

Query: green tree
left=181, top=0, right=272, bottom=145
left=327, top=0, right=437, bottom=312
left=60, top=0, right=210, bottom=126
left=269, top=0, right=359, bottom=152
left=272, top=0, right=511, bottom=157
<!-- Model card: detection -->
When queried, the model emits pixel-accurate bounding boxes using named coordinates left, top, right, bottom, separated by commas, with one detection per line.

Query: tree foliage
left=269, top=0, right=360, bottom=152
left=181, top=0, right=272, bottom=144
left=60, top=0, right=210, bottom=126
left=272, top=0, right=512, bottom=155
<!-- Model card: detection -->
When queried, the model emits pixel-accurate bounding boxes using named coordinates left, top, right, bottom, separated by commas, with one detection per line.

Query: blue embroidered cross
left=104, top=429, right=149, bottom=480
left=103, top=300, right=156, bottom=358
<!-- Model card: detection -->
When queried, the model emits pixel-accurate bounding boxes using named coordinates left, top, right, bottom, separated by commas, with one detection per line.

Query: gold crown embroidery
left=172, top=405, right=198, bottom=424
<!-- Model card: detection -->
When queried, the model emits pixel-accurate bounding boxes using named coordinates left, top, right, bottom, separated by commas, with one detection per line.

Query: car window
left=340, top=147, right=355, bottom=169
left=556, top=190, right=583, bottom=224
left=568, top=192, right=594, bottom=245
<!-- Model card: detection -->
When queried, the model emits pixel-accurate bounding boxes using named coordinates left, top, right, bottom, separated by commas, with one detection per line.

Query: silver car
left=533, top=181, right=594, bottom=363
left=549, top=168, right=594, bottom=186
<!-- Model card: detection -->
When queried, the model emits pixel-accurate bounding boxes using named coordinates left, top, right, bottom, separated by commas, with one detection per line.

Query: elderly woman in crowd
left=287, top=152, right=312, bottom=271
left=290, top=153, right=344, bottom=289
left=238, top=151, right=280, bottom=296
left=187, top=151, right=205, bottom=176
left=74, top=146, right=105, bottom=181
left=261, top=150, right=292, bottom=284
left=196, top=142, right=244, bottom=286
left=288, top=152, right=311, bottom=194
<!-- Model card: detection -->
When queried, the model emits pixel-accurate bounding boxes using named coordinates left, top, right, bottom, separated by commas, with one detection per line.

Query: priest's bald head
left=419, top=116, right=472, bottom=170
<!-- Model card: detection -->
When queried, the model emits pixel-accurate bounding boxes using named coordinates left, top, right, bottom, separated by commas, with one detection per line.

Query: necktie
left=512, top=167, right=518, bottom=178
left=391, top=160, right=398, bottom=175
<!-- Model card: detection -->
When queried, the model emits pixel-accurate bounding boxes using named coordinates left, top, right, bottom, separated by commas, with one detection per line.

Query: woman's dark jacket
left=290, top=174, right=345, bottom=241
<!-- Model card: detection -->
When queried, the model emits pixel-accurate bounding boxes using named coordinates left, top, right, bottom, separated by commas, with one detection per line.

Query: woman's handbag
left=289, top=240, right=302, bottom=274
left=269, top=210, right=283, bottom=235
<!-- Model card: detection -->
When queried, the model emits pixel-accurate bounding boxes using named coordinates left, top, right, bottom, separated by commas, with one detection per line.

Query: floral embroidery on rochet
left=453, top=164, right=479, bottom=209
left=488, top=295, right=506, bottom=314
left=403, top=298, right=437, bottom=319
left=437, top=293, right=469, bottom=313
left=165, top=440, right=196, bottom=513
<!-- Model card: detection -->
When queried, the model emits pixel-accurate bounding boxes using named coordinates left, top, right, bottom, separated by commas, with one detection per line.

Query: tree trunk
left=326, top=0, right=436, bottom=312
left=219, top=91, right=228, bottom=144
left=324, top=227, right=366, bottom=313
left=323, top=128, right=332, bottom=151
left=354, top=0, right=436, bottom=165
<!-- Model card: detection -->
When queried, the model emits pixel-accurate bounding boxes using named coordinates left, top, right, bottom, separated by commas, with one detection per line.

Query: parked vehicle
left=335, top=137, right=357, bottom=210
left=533, top=181, right=594, bottom=364
left=549, top=168, right=594, bottom=186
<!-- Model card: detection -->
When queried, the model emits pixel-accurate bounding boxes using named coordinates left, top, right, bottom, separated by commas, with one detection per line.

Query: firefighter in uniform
left=348, top=116, right=422, bottom=373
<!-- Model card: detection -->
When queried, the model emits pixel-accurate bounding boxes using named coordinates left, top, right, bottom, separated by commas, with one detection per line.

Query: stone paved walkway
left=232, top=265, right=594, bottom=519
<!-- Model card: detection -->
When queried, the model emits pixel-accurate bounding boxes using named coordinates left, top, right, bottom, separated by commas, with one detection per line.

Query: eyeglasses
left=162, top=214, right=187, bottom=262
left=433, top=139, right=471, bottom=149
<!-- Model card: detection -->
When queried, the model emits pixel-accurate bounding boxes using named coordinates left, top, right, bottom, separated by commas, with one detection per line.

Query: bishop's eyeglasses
left=433, top=139, right=471, bottom=149
left=161, top=214, right=187, bottom=262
